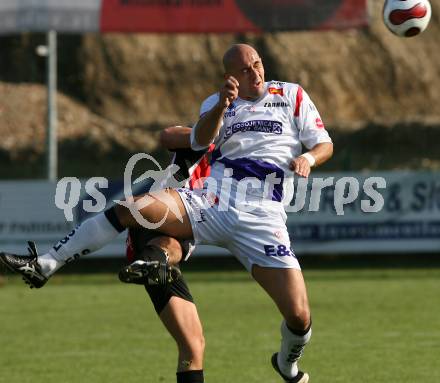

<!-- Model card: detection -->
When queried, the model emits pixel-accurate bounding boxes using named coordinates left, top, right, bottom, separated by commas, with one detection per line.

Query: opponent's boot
left=271, top=353, right=309, bottom=383
left=0, top=242, right=48, bottom=289
left=119, top=245, right=181, bottom=285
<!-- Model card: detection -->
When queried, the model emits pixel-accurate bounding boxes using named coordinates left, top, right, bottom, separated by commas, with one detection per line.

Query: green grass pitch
left=0, top=268, right=439, bottom=382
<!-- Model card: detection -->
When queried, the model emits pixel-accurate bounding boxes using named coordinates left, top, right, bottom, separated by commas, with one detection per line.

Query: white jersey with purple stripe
left=191, top=81, right=332, bottom=205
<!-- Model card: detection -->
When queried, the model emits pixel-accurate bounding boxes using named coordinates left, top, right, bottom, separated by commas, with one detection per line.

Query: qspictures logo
left=114, top=153, right=187, bottom=229
left=54, top=152, right=387, bottom=230
left=55, top=153, right=187, bottom=229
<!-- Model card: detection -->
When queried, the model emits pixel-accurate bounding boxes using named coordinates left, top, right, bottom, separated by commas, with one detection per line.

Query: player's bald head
left=222, top=43, right=265, bottom=100
left=222, top=44, right=261, bottom=73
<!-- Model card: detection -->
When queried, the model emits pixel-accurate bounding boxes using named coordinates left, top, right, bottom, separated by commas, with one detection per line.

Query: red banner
left=100, top=0, right=368, bottom=33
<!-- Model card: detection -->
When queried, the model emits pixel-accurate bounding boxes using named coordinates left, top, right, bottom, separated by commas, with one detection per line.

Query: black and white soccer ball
left=383, top=0, right=432, bottom=37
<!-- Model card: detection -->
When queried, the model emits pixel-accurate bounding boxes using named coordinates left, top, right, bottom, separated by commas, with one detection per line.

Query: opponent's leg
left=252, top=266, right=311, bottom=383
left=161, top=297, right=205, bottom=382
left=0, top=189, right=192, bottom=288
left=130, top=233, right=205, bottom=382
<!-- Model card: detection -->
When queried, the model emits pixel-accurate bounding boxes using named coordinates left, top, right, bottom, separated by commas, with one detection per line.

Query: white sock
left=38, top=253, right=60, bottom=276
left=277, top=320, right=312, bottom=378
left=38, top=212, right=123, bottom=277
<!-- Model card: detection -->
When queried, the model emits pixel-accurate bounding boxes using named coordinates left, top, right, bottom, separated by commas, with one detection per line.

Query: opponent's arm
left=194, top=76, right=239, bottom=148
left=289, top=142, right=333, bottom=178
left=160, top=126, right=192, bottom=150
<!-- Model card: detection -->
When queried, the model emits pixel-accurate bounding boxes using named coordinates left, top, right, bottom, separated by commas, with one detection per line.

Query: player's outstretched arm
left=290, top=142, right=333, bottom=178
left=160, top=126, right=192, bottom=150
left=193, top=76, right=239, bottom=148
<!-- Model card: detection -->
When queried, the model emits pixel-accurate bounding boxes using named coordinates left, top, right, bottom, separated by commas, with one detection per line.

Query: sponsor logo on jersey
left=271, top=81, right=285, bottom=86
left=263, top=244, right=295, bottom=257
left=224, top=120, right=283, bottom=139
left=180, top=189, right=206, bottom=223
left=264, top=101, right=290, bottom=108
left=315, top=117, right=325, bottom=129
left=268, top=87, right=284, bottom=96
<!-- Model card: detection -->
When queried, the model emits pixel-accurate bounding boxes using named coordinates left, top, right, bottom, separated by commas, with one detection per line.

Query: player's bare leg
left=252, top=266, right=311, bottom=383
left=148, top=236, right=185, bottom=265
left=116, top=189, right=193, bottom=238
left=160, top=297, right=205, bottom=374
left=131, top=234, right=205, bottom=382
left=0, top=189, right=193, bottom=288
left=150, top=238, right=204, bottom=373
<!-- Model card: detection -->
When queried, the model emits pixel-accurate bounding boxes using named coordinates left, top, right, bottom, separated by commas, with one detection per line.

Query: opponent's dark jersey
left=171, top=147, right=213, bottom=188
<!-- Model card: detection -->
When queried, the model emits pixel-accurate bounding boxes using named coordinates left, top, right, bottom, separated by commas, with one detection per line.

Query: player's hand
left=219, top=76, right=239, bottom=109
left=290, top=157, right=312, bottom=178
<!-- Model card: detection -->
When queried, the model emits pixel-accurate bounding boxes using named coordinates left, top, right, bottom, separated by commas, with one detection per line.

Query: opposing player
left=127, top=230, right=205, bottom=383
left=121, top=126, right=210, bottom=383
left=1, top=44, right=333, bottom=382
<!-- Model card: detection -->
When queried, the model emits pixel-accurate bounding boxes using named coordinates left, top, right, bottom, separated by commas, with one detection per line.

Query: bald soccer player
left=2, top=44, right=333, bottom=383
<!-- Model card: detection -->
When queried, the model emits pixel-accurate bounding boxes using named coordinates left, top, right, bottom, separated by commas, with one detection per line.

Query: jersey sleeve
left=190, top=93, right=221, bottom=151
left=294, top=86, right=332, bottom=150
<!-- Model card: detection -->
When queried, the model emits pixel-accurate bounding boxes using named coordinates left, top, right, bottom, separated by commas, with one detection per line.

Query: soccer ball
left=383, top=0, right=432, bottom=37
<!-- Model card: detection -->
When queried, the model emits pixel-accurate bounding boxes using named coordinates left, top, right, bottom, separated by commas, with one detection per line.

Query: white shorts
left=176, top=187, right=301, bottom=271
